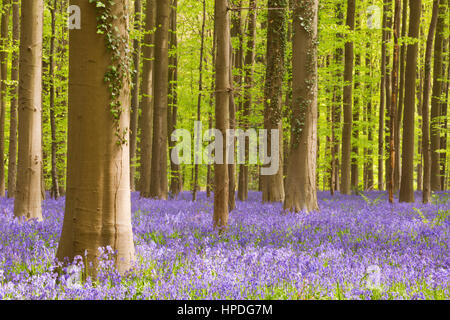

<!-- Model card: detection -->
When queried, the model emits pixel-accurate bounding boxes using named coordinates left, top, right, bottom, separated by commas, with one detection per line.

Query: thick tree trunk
left=57, top=0, right=135, bottom=274
left=262, top=0, right=287, bottom=203
left=0, top=0, right=10, bottom=197
left=399, top=0, right=421, bottom=203
left=14, top=0, right=43, bottom=220
left=430, top=2, right=445, bottom=191
left=284, top=0, right=319, bottom=213
left=340, top=0, right=355, bottom=195
left=213, top=0, right=230, bottom=229
left=150, top=0, right=170, bottom=199
left=130, top=0, right=142, bottom=192
left=7, top=0, right=19, bottom=199
left=238, top=0, right=257, bottom=202
left=139, top=0, right=155, bottom=197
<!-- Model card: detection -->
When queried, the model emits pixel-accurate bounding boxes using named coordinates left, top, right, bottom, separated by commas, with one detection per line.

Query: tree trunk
left=262, top=0, right=287, bottom=203
left=340, top=0, right=355, bottom=195
left=364, top=40, right=374, bottom=190
left=422, top=0, right=440, bottom=203
left=14, top=0, right=43, bottom=220
left=331, top=5, right=344, bottom=195
left=351, top=50, right=360, bottom=194
left=384, top=0, right=392, bottom=191
left=399, top=0, right=421, bottom=203
left=57, top=0, right=135, bottom=274
left=238, top=0, right=257, bottom=202
left=207, top=29, right=216, bottom=199
left=7, top=0, right=19, bottom=199
left=228, top=0, right=242, bottom=210
left=395, top=0, right=408, bottom=192
left=193, top=0, right=206, bottom=202
left=49, top=0, right=60, bottom=200
left=130, top=0, right=142, bottom=192
left=441, top=36, right=450, bottom=190
left=213, top=0, right=230, bottom=229
left=0, top=0, right=10, bottom=197
left=284, top=0, right=319, bottom=213
left=388, top=0, right=401, bottom=203
left=430, top=1, right=445, bottom=191
left=139, top=0, right=155, bottom=197
left=150, top=0, right=170, bottom=199
left=168, top=0, right=181, bottom=197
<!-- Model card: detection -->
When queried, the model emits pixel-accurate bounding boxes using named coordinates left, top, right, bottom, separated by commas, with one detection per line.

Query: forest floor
left=0, top=191, right=449, bottom=300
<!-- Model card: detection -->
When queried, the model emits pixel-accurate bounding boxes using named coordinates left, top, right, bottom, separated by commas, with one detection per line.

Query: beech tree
left=14, top=0, right=43, bottom=220
left=213, top=0, right=230, bottom=229
left=0, top=0, right=9, bottom=198
left=422, top=0, right=441, bottom=204
left=262, top=0, right=287, bottom=203
left=130, top=0, right=142, bottom=192
left=399, top=0, right=421, bottom=203
left=238, top=0, right=257, bottom=202
left=57, top=0, right=135, bottom=273
left=150, top=0, right=170, bottom=199
left=430, top=1, right=446, bottom=191
left=340, top=0, right=355, bottom=195
left=168, top=0, right=182, bottom=196
left=7, top=0, right=19, bottom=199
left=139, top=0, right=155, bottom=197
left=284, top=0, right=319, bottom=213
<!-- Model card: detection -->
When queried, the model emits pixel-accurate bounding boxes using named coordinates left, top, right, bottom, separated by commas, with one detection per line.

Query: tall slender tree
left=7, top=0, right=19, bottom=198
left=150, top=0, right=170, bottom=199
left=168, top=0, right=181, bottom=196
left=340, top=0, right=355, bottom=195
left=395, top=0, right=408, bottom=191
left=130, top=0, right=142, bottom=192
left=430, top=1, right=446, bottom=191
left=0, top=0, right=10, bottom=197
left=238, top=0, right=257, bottom=202
left=388, top=0, right=401, bottom=203
left=399, top=0, right=421, bottom=203
left=139, top=0, right=156, bottom=197
left=422, top=0, right=440, bottom=204
left=193, top=0, right=207, bottom=202
left=48, top=0, right=60, bottom=199
left=214, top=0, right=230, bottom=229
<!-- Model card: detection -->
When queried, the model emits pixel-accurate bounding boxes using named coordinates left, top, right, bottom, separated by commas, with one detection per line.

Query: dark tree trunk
left=130, top=0, right=142, bottom=192
left=262, top=0, right=287, bottom=203
left=399, top=0, right=421, bottom=203
left=340, top=0, right=355, bottom=195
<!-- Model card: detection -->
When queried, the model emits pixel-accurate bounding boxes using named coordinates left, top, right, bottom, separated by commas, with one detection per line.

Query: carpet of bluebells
left=0, top=191, right=449, bottom=300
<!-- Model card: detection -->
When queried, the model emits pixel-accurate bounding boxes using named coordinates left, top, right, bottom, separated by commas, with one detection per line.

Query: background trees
left=0, top=0, right=448, bottom=269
